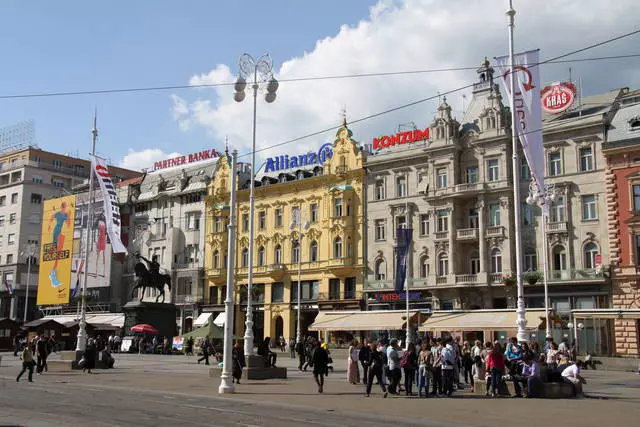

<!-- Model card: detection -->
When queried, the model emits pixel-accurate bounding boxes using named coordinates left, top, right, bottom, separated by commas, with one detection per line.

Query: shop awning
left=193, top=312, right=212, bottom=327
left=309, top=310, right=421, bottom=331
left=572, top=308, right=640, bottom=320
left=213, top=312, right=226, bottom=327
left=419, top=309, right=547, bottom=331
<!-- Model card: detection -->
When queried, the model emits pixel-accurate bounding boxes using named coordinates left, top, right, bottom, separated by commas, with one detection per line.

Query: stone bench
left=473, top=378, right=576, bottom=398
left=209, top=355, right=287, bottom=380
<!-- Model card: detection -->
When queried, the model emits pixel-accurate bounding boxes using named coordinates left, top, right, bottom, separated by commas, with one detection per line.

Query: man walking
left=386, top=338, right=401, bottom=394
left=296, top=338, right=306, bottom=371
left=16, top=343, right=35, bottom=383
left=431, top=338, right=443, bottom=396
left=36, top=335, right=49, bottom=375
left=198, top=337, right=211, bottom=365
left=441, top=337, right=456, bottom=397
left=310, top=340, right=329, bottom=393
left=359, top=339, right=371, bottom=384
left=365, top=340, right=388, bottom=398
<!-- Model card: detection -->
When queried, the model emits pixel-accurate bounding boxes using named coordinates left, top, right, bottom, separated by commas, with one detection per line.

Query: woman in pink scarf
left=347, top=340, right=361, bottom=384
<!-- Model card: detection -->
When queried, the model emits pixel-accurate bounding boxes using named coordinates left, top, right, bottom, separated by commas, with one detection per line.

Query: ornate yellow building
left=205, top=122, right=365, bottom=343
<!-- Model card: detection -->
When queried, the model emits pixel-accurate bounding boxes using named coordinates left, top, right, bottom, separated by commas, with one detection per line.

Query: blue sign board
left=264, top=143, right=333, bottom=173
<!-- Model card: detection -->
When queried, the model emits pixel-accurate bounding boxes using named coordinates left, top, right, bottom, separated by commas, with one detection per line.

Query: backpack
left=400, top=350, right=413, bottom=368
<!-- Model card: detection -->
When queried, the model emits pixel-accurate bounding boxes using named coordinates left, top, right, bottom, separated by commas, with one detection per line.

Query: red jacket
left=486, top=351, right=506, bottom=370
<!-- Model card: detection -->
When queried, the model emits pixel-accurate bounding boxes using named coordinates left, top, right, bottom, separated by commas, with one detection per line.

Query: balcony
left=328, top=257, right=354, bottom=267
left=435, top=276, right=448, bottom=285
left=455, top=274, right=478, bottom=285
left=206, top=268, right=224, bottom=277
left=549, top=268, right=607, bottom=282
left=489, top=273, right=502, bottom=284
left=486, top=226, right=504, bottom=237
left=547, top=221, right=568, bottom=232
left=268, top=264, right=285, bottom=273
left=364, top=279, right=394, bottom=290
left=455, top=182, right=482, bottom=193
left=485, top=179, right=509, bottom=190
left=434, top=231, right=449, bottom=241
left=335, top=165, right=349, bottom=174
left=456, top=228, right=478, bottom=240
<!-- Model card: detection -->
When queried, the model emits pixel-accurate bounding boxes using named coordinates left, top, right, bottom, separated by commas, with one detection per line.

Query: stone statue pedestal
left=123, top=301, right=178, bottom=338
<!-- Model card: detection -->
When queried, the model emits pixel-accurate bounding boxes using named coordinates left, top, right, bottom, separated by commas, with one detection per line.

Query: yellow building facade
left=205, top=122, right=365, bottom=343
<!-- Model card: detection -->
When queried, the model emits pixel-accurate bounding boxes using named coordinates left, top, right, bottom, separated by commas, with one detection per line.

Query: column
left=9, top=296, right=18, bottom=320
left=448, top=206, right=455, bottom=276
left=478, top=200, right=486, bottom=273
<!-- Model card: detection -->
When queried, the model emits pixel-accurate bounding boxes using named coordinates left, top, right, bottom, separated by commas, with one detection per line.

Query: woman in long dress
left=347, top=340, right=360, bottom=384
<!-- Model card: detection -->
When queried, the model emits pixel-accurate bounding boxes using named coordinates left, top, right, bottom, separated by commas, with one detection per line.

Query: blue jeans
left=418, top=365, right=433, bottom=396
left=490, top=368, right=503, bottom=395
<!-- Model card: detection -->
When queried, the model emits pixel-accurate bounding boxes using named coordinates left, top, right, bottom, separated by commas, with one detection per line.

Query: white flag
left=91, top=156, right=128, bottom=254
left=495, top=50, right=547, bottom=214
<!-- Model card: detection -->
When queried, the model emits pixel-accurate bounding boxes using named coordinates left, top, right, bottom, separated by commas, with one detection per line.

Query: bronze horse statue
left=130, top=261, right=172, bottom=303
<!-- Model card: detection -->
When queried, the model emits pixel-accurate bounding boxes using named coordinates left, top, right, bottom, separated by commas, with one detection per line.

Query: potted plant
left=501, top=273, right=517, bottom=286
left=524, top=270, right=543, bottom=285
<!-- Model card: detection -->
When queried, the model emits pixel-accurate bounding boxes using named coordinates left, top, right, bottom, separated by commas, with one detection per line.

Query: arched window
left=420, top=256, right=429, bottom=278
left=257, top=246, right=265, bottom=266
left=333, top=237, right=342, bottom=259
left=213, top=250, right=219, bottom=268
left=375, top=259, right=386, bottom=280
left=274, top=244, right=282, bottom=265
left=241, top=248, right=249, bottom=268
left=491, top=248, right=502, bottom=273
left=584, top=242, right=599, bottom=269
left=437, top=253, right=449, bottom=276
left=291, top=240, right=300, bottom=264
left=309, top=240, right=318, bottom=262
left=552, top=245, right=567, bottom=271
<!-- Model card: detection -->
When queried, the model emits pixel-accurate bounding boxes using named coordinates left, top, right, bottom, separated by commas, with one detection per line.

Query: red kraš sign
left=373, top=128, right=430, bottom=150
left=540, top=82, right=576, bottom=114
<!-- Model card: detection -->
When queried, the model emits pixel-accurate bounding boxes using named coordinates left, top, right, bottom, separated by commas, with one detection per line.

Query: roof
left=309, top=310, right=423, bottom=331
left=41, top=313, right=124, bottom=328
left=136, top=160, right=214, bottom=202
left=24, top=318, right=65, bottom=328
left=419, top=309, right=547, bottom=331
left=116, top=176, right=143, bottom=187
left=541, top=89, right=623, bottom=134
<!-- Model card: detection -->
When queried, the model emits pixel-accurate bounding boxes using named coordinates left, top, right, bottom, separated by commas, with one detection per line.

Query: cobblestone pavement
left=1, top=351, right=639, bottom=426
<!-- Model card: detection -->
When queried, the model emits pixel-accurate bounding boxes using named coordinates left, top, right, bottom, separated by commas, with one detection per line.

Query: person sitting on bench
left=258, top=337, right=277, bottom=367
left=561, top=360, right=586, bottom=397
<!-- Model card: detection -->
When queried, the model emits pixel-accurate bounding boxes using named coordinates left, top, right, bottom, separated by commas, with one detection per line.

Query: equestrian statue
left=130, top=254, right=172, bottom=303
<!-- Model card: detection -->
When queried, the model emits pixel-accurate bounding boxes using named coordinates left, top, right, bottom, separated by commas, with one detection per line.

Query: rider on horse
left=136, top=254, right=161, bottom=284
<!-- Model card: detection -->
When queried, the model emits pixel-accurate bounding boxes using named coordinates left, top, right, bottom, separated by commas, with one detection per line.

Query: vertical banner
left=394, top=228, right=413, bottom=292
left=495, top=50, right=547, bottom=213
left=91, top=156, right=128, bottom=254
left=37, top=195, right=76, bottom=305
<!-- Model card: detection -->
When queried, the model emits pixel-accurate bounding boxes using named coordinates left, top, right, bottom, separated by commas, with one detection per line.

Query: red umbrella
left=130, top=324, right=159, bottom=334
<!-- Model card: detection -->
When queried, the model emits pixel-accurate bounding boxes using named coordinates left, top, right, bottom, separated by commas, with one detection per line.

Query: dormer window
left=279, top=174, right=287, bottom=183
left=297, top=171, right=304, bottom=180
left=262, top=177, right=270, bottom=186
left=630, top=116, right=640, bottom=131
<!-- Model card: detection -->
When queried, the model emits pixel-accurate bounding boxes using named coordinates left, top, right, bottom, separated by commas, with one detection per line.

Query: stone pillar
left=9, top=296, right=18, bottom=320
left=478, top=200, right=486, bottom=273
left=612, top=277, right=640, bottom=356
left=448, top=207, right=455, bottom=275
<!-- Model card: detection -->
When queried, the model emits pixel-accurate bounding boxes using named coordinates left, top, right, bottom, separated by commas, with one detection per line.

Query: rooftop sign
left=153, top=148, right=220, bottom=171
left=264, top=143, right=333, bottom=173
left=541, top=82, right=577, bottom=114
left=372, top=128, right=430, bottom=150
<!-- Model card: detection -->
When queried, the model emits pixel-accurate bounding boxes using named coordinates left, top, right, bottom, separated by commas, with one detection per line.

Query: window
left=466, top=167, right=478, bottom=184
left=551, top=196, right=566, bottom=222
left=0, top=235, right=2, bottom=247
left=214, top=216, right=222, bottom=233
left=548, top=152, right=562, bottom=176
left=187, top=213, right=200, bottom=230
left=52, top=179, right=65, bottom=188
left=420, top=214, right=430, bottom=236
left=184, top=245, right=199, bottom=264
left=490, top=249, right=502, bottom=273
left=468, top=208, right=478, bottom=228
left=334, top=198, right=343, bottom=217
left=489, top=203, right=501, bottom=227
left=258, top=211, right=266, bottom=229
left=375, top=180, right=385, bottom=200
left=552, top=246, right=567, bottom=271
left=470, top=255, right=480, bottom=274
left=375, top=220, right=386, bottom=241
left=582, top=195, right=597, bottom=220
left=30, top=193, right=42, bottom=204
left=438, top=253, right=449, bottom=276
left=257, top=246, right=265, bottom=266
left=242, top=214, right=249, bottom=232
left=11, top=193, right=18, bottom=204
left=437, top=210, right=448, bottom=232
left=524, top=251, right=537, bottom=271
left=274, top=208, right=283, bottom=227
left=487, top=159, right=499, bottom=181
left=52, top=159, right=62, bottom=169
left=0, top=216, right=3, bottom=227
left=329, top=279, right=340, bottom=300
left=375, top=259, right=386, bottom=280
left=420, top=256, right=429, bottom=277
left=436, top=168, right=448, bottom=188
left=271, top=283, right=284, bottom=303
left=9, top=213, right=16, bottom=225
left=522, top=203, right=534, bottom=226
left=32, top=176, right=43, bottom=184
left=579, top=147, right=594, bottom=172
left=344, top=277, right=356, bottom=299
left=310, top=203, right=318, bottom=223
left=0, top=195, right=5, bottom=206
left=213, top=250, right=219, bottom=268
left=5, top=253, right=13, bottom=264
left=520, top=157, right=531, bottom=181
left=241, top=248, right=249, bottom=268
left=333, top=237, right=342, bottom=258
left=274, top=245, right=282, bottom=264
left=584, top=242, right=599, bottom=269
left=8, top=234, right=15, bottom=245
left=292, top=240, right=300, bottom=264
left=309, top=241, right=318, bottom=262
left=396, top=175, right=407, bottom=197
left=634, top=185, right=640, bottom=211
left=395, top=215, right=406, bottom=232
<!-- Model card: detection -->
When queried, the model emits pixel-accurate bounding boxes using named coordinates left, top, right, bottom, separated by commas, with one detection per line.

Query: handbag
left=78, top=357, right=87, bottom=369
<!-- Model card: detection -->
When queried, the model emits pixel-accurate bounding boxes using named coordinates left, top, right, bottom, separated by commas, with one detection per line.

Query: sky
left=0, top=0, right=639, bottom=172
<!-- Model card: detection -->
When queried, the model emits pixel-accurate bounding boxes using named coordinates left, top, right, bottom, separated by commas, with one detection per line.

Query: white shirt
left=561, top=364, right=579, bottom=379
left=441, top=344, right=456, bottom=370
left=472, top=345, right=482, bottom=358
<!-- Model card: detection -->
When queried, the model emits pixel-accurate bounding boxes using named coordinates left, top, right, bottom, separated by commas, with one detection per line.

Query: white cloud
left=170, top=0, right=640, bottom=161
left=121, top=148, right=182, bottom=172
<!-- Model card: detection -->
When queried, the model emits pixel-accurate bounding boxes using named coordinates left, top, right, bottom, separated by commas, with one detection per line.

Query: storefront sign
left=540, top=82, right=576, bottom=114
left=264, top=143, right=333, bottom=173
left=153, top=148, right=220, bottom=171
left=373, top=292, right=422, bottom=302
left=372, top=128, right=430, bottom=150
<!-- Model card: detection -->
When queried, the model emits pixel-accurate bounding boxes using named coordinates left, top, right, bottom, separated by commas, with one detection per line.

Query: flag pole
left=405, top=199, right=410, bottom=349
left=506, top=0, right=528, bottom=343
left=75, top=110, right=97, bottom=353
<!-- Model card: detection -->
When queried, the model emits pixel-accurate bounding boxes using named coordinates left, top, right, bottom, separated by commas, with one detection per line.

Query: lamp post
left=290, top=207, right=310, bottom=344
left=21, top=243, right=38, bottom=322
left=526, top=183, right=560, bottom=340
left=233, top=53, right=278, bottom=357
